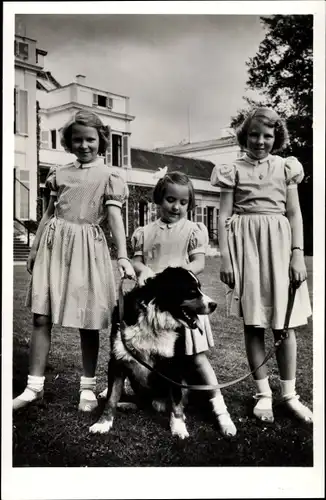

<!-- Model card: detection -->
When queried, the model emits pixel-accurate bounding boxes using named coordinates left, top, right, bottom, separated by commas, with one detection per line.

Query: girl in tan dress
left=13, top=111, right=135, bottom=412
left=131, top=171, right=237, bottom=437
left=211, top=107, right=312, bottom=424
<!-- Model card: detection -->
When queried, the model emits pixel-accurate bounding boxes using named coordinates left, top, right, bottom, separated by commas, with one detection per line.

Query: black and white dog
left=89, top=267, right=217, bottom=439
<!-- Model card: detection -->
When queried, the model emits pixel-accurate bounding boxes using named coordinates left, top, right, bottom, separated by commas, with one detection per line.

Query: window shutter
left=203, top=206, right=207, bottom=227
left=122, top=135, right=129, bottom=166
left=16, top=89, right=28, bottom=134
left=107, top=97, right=113, bottom=109
left=41, top=130, right=49, bottom=148
left=92, top=93, right=98, bottom=106
left=105, top=126, right=112, bottom=167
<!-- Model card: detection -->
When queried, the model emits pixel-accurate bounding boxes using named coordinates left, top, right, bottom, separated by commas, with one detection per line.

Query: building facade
left=14, top=30, right=47, bottom=222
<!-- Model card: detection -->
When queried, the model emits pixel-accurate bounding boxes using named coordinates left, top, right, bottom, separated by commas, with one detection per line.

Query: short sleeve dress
left=210, top=154, right=312, bottom=329
left=131, top=218, right=214, bottom=355
left=26, top=157, right=128, bottom=330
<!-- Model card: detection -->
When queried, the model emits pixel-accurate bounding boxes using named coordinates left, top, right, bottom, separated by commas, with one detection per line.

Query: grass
left=12, top=258, right=313, bottom=467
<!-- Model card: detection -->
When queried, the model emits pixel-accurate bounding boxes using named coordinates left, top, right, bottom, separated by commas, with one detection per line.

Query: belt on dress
left=46, top=216, right=103, bottom=249
left=225, top=212, right=285, bottom=230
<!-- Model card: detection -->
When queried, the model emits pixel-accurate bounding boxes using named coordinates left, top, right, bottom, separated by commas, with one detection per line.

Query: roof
left=37, top=70, right=61, bottom=91
left=155, top=135, right=237, bottom=155
left=131, top=148, right=215, bottom=180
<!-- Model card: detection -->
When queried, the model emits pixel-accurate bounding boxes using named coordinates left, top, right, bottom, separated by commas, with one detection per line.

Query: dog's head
left=140, top=267, right=217, bottom=331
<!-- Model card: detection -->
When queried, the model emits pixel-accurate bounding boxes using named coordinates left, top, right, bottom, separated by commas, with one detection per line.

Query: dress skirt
left=226, top=213, right=312, bottom=330
left=26, top=217, right=116, bottom=330
left=184, top=315, right=214, bottom=355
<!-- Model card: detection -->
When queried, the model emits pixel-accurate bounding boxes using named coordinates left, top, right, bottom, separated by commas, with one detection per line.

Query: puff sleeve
left=210, top=163, right=236, bottom=191
left=104, top=171, right=129, bottom=208
left=188, top=223, right=209, bottom=257
left=45, top=166, right=58, bottom=196
left=131, top=227, right=144, bottom=258
left=284, top=156, right=305, bottom=188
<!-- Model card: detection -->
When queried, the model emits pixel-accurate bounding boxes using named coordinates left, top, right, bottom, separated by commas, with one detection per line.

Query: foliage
left=231, top=15, right=313, bottom=254
left=102, top=184, right=154, bottom=258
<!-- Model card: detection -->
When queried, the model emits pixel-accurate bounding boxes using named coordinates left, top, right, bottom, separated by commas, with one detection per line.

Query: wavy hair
left=236, top=107, right=289, bottom=153
left=60, top=110, right=110, bottom=155
left=153, top=171, right=196, bottom=211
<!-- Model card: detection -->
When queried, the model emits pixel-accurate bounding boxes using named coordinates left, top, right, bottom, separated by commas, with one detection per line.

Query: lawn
left=12, top=258, right=313, bottom=467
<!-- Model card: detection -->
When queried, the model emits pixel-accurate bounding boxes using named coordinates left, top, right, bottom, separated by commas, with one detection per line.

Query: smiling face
left=246, top=119, right=275, bottom=160
left=159, top=183, right=189, bottom=224
left=71, top=124, right=100, bottom=164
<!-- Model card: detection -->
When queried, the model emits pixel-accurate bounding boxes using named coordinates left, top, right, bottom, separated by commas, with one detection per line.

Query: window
left=112, top=134, right=122, bottom=167
left=92, top=93, right=113, bottom=109
left=14, top=88, right=28, bottom=135
left=50, top=129, right=57, bottom=149
left=14, top=40, right=29, bottom=60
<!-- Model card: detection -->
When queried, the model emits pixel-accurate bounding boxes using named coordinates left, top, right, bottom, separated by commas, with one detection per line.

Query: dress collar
left=73, top=157, right=104, bottom=169
left=242, top=153, right=272, bottom=166
left=156, top=218, right=185, bottom=229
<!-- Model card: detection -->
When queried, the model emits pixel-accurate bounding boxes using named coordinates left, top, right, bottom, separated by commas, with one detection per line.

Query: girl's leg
left=78, top=329, right=99, bottom=412
left=273, top=328, right=312, bottom=423
left=13, top=314, right=52, bottom=410
left=192, top=352, right=237, bottom=437
left=244, top=325, right=273, bottom=422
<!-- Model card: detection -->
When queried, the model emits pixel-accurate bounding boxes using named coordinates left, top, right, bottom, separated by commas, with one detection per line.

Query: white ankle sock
left=210, top=392, right=227, bottom=415
left=254, top=377, right=272, bottom=410
left=17, top=375, right=45, bottom=402
left=280, top=379, right=296, bottom=399
left=80, top=376, right=96, bottom=401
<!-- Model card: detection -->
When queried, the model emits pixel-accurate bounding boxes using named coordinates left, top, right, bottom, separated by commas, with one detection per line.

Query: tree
left=231, top=15, right=313, bottom=254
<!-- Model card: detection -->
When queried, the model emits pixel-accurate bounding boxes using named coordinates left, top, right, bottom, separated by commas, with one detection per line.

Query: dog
left=89, top=267, right=217, bottom=439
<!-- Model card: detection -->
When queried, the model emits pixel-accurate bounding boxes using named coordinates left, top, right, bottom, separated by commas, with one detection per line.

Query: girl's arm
left=285, top=187, right=307, bottom=286
left=131, top=256, right=155, bottom=285
left=218, top=190, right=235, bottom=288
left=185, top=254, right=205, bottom=276
left=107, top=205, right=135, bottom=279
left=27, top=196, right=56, bottom=273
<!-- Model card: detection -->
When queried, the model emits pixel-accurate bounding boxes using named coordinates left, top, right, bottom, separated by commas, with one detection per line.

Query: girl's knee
left=33, top=314, right=51, bottom=327
left=192, top=352, right=207, bottom=369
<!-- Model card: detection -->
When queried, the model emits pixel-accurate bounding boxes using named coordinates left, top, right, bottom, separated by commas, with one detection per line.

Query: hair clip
left=153, top=166, right=168, bottom=180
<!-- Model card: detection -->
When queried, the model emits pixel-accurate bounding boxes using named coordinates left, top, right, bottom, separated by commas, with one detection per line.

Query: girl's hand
left=220, top=256, right=235, bottom=289
left=138, top=267, right=155, bottom=286
left=118, top=258, right=136, bottom=280
left=27, top=248, right=37, bottom=274
left=290, top=251, right=307, bottom=288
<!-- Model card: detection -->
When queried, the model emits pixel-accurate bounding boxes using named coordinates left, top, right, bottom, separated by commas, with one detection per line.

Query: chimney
left=76, top=74, right=86, bottom=85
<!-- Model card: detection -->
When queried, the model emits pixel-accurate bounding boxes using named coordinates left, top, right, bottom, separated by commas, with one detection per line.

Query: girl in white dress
left=131, top=171, right=237, bottom=437
left=211, top=107, right=312, bottom=424
left=13, top=111, right=135, bottom=412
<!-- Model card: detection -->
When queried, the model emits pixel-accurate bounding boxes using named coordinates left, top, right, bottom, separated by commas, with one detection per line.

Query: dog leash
left=118, top=276, right=297, bottom=391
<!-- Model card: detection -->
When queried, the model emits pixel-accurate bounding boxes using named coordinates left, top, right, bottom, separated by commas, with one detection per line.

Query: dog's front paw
left=89, top=417, right=113, bottom=434
left=170, top=415, right=189, bottom=439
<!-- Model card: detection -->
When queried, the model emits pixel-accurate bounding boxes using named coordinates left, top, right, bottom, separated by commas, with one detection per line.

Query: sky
left=17, top=13, right=266, bottom=149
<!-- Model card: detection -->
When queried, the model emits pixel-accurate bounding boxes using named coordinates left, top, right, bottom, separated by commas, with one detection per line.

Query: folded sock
left=280, top=378, right=296, bottom=399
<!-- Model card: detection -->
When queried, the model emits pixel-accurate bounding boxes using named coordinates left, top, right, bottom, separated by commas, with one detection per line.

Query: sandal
left=215, top=411, right=237, bottom=437
left=13, top=388, right=44, bottom=411
left=78, top=390, right=98, bottom=412
left=279, top=393, right=313, bottom=424
left=253, top=392, right=274, bottom=423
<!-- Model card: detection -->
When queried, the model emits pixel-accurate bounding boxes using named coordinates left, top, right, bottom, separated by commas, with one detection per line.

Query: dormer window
left=92, top=93, right=113, bottom=109
left=14, top=40, right=29, bottom=60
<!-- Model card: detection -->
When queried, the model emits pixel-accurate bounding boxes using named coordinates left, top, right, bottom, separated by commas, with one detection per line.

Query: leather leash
left=118, top=276, right=297, bottom=391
